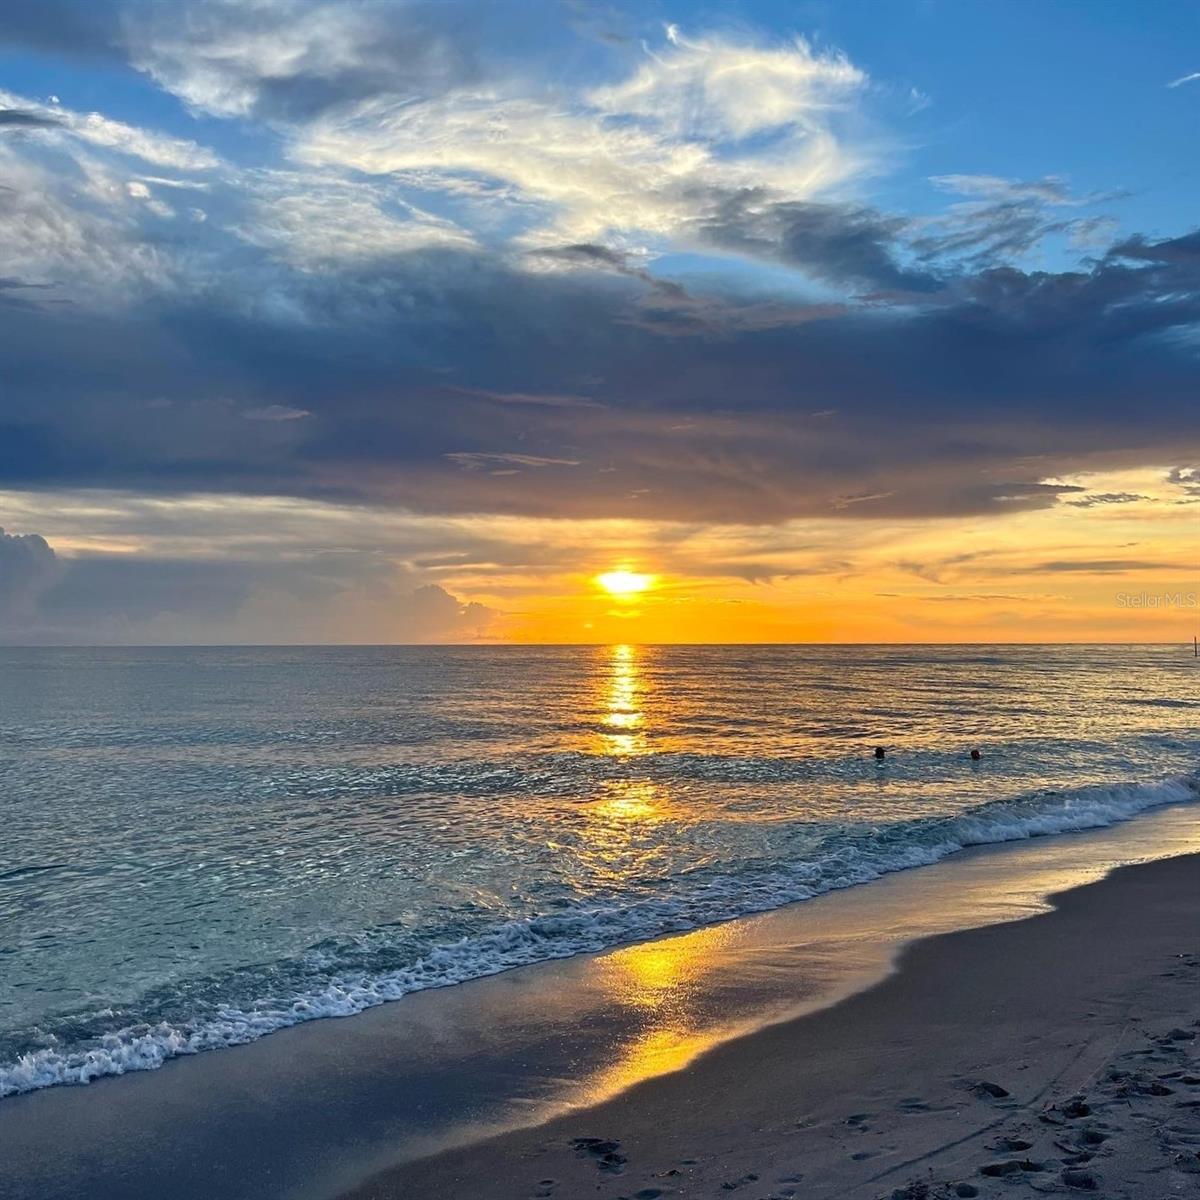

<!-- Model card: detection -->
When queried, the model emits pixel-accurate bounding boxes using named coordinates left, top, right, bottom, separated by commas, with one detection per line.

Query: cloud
left=929, top=175, right=1088, bottom=205
left=693, top=191, right=936, bottom=292
left=402, top=583, right=495, bottom=639
left=0, top=88, right=221, bottom=170
left=450, top=386, right=605, bottom=410
left=0, top=218, right=1197, bottom=524
left=124, top=0, right=479, bottom=121
left=0, top=527, right=61, bottom=626
left=446, top=452, right=583, bottom=471
left=589, top=26, right=865, bottom=141
left=1033, top=559, right=1179, bottom=573
left=0, top=526, right=498, bottom=643
left=0, top=5, right=1196, bottom=535
left=294, top=26, right=872, bottom=248
left=1064, top=492, right=1149, bottom=508
left=0, top=141, right=181, bottom=297
left=532, top=242, right=688, bottom=299
left=1167, top=466, right=1200, bottom=496
left=911, top=175, right=1116, bottom=269
left=230, top=172, right=476, bottom=265
left=0, top=3, right=125, bottom=60
left=1167, top=71, right=1200, bottom=88
left=242, top=404, right=312, bottom=421
left=0, top=109, right=64, bottom=129
left=1108, top=231, right=1200, bottom=265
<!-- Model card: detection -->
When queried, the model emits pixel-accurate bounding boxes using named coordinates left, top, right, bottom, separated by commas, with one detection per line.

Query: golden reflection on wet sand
left=578, top=921, right=750, bottom=1104
left=562, top=805, right=1200, bottom=1113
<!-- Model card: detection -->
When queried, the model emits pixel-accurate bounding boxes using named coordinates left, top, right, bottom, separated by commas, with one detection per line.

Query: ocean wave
left=2, top=772, right=1196, bottom=1100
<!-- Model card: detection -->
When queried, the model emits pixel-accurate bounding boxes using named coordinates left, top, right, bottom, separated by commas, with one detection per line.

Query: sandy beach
left=3, top=805, right=1199, bottom=1200
left=354, top=850, right=1200, bottom=1200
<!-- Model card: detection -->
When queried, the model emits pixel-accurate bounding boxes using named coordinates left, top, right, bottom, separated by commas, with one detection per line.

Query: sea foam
left=2, top=772, right=1195, bottom=1100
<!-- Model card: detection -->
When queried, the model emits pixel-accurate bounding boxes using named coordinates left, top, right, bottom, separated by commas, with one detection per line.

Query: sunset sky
left=0, top=0, right=1197, bottom=643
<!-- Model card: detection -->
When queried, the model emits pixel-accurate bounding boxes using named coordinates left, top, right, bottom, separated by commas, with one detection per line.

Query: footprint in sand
left=972, top=1079, right=1010, bottom=1100
left=718, top=1172, right=759, bottom=1190
left=978, top=1158, right=1045, bottom=1177
left=989, top=1136, right=1032, bottom=1152
left=570, top=1137, right=627, bottom=1173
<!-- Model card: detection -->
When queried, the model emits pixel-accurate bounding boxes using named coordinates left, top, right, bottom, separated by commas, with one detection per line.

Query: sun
left=596, top=569, right=654, bottom=598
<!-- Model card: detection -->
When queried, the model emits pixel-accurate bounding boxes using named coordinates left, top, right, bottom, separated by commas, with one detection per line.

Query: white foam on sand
left=2, top=773, right=1196, bottom=1099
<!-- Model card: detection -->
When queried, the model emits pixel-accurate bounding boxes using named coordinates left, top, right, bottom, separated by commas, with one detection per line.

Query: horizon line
left=1, top=640, right=1194, bottom=650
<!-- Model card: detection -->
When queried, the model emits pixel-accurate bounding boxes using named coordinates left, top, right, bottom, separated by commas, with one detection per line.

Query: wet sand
left=351, top=851, right=1200, bottom=1200
left=3, top=806, right=1199, bottom=1199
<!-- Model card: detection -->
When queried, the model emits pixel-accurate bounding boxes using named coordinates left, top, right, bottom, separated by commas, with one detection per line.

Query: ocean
left=1, top=643, right=1197, bottom=1099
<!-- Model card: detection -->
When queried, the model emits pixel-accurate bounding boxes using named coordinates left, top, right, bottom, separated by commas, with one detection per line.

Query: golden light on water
left=595, top=569, right=655, bottom=598
left=597, top=643, right=646, bottom=756
left=594, top=780, right=661, bottom=821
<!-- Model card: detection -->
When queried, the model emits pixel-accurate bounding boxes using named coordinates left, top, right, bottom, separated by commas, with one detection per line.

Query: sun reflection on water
left=576, top=643, right=745, bottom=1095
left=596, top=643, right=647, bottom=757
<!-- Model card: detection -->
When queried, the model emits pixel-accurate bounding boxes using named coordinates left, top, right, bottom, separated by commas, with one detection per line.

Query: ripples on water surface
left=0, top=644, right=1196, bottom=1094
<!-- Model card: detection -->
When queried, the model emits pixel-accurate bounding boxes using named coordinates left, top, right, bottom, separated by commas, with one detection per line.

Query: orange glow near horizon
left=445, top=464, right=1200, bottom=645
left=45, top=465, right=1192, bottom=645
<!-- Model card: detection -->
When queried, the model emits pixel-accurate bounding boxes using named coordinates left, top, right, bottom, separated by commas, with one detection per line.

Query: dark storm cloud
left=1, top=220, right=1198, bottom=522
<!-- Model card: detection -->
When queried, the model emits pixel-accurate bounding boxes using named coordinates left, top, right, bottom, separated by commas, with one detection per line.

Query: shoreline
left=354, top=845, right=1200, bottom=1200
left=5, top=773, right=1195, bottom=1103
left=3, top=802, right=1200, bottom=1198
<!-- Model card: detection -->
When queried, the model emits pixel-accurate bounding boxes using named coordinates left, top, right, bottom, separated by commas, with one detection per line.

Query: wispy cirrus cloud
left=0, top=88, right=221, bottom=170
left=294, top=27, right=874, bottom=248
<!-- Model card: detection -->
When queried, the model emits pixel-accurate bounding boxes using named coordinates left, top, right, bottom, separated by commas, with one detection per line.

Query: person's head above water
left=874, top=746, right=886, bottom=760
left=970, top=748, right=981, bottom=761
